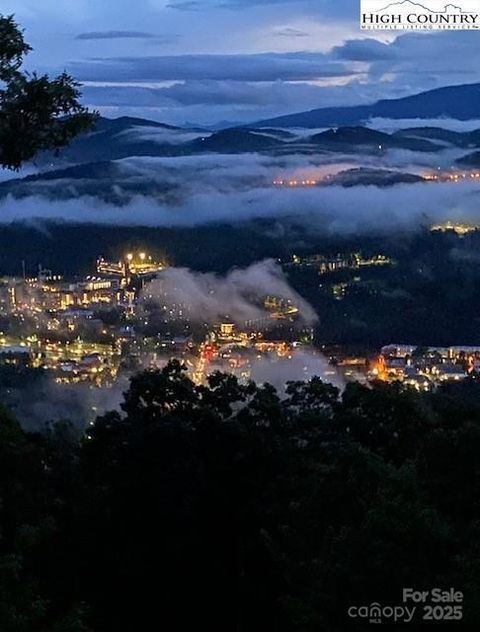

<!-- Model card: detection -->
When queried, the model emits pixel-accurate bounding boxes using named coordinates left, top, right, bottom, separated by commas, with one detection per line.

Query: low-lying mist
left=249, top=350, right=344, bottom=392
left=0, top=143, right=477, bottom=235
left=5, top=377, right=129, bottom=432
left=142, top=259, right=318, bottom=326
left=1, top=178, right=479, bottom=235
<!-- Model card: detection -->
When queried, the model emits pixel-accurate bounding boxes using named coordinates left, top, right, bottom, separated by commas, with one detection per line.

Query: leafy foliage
left=1, top=363, right=480, bottom=630
left=0, top=14, right=97, bottom=170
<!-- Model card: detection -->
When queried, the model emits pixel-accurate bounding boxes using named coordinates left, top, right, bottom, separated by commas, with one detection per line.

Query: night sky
left=4, top=0, right=480, bottom=125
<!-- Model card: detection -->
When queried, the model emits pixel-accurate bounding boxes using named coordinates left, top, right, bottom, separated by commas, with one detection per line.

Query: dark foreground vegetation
left=1, top=361, right=480, bottom=631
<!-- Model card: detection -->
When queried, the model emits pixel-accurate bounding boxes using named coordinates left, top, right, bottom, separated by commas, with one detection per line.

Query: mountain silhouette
left=252, top=82, right=480, bottom=129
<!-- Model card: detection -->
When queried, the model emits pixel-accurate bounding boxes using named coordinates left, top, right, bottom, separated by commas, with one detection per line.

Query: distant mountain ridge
left=33, top=83, right=480, bottom=167
left=37, top=117, right=451, bottom=166
left=252, top=83, right=480, bottom=129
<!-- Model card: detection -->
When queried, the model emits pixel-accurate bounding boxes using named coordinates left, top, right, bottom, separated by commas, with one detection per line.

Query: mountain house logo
left=361, top=0, right=480, bottom=29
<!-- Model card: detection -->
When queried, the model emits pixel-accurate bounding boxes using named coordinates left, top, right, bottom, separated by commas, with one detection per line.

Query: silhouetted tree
left=2, top=363, right=480, bottom=630
left=0, top=14, right=97, bottom=170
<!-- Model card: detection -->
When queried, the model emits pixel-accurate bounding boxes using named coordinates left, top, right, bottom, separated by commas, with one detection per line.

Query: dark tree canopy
left=2, top=362, right=480, bottom=631
left=0, top=14, right=97, bottom=170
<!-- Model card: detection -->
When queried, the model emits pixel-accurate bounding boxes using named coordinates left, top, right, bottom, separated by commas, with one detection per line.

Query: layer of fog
left=6, top=377, right=129, bottom=432
left=119, top=153, right=363, bottom=192
left=368, top=117, right=480, bottom=133
left=12, top=349, right=346, bottom=431
left=249, top=350, right=344, bottom=392
left=2, top=177, right=480, bottom=234
left=143, top=259, right=318, bottom=326
left=117, top=125, right=207, bottom=145
left=0, top=141, right=479, bottom=233
left=117, top=146, right=478, bottom=181
left=142, top=260, right=343, bottom=393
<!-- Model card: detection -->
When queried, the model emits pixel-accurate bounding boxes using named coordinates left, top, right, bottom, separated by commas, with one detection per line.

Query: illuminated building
left=21, top=276, right=122, bottom=312
left=289, top=252, right=392, bottom=274
left=423, top=170, right=480, bottom=183
left=381, top=344, right=480, bottom=360
left=212, top=323, right=246, bottom=344
left=290, top=254, right=351, bottom=272
left=332, top=283, right=348, bottom=300
left=354, top=253, right=391, bottom=267
left=273, top=178, right=318, bottom=187
left=0, top=278, right=28, bottom=310
left=264, top=297, right=299, bottom=319
left=97, top=251, right=166, bottom=284
left=403, top=373, right=433, bottom=392
left=219, top=323, right=236, bottom=338
left=369, top=343, right=479, bottom=388
left=430, top=221, right=478, bottom=236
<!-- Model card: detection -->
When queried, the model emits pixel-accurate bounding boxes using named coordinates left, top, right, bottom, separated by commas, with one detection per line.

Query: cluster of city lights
left=423, top=171, right=480, bottom=181
left=272, top=179, right=319, bottom=187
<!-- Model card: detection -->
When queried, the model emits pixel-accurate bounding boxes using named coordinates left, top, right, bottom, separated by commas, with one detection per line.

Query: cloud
left=166, top=0, right=203, bottom=9
left=249, top=350, right=344, bottom=392
left=364, top=31, right=480, bottom=88
left=71, top=52, right=356, bottom=83
left=143, top=259, right=318, bottom=325
left=11, top=0, right=480, bottom=150
left=2, top=173, right=480, bottom=237
left=166, top=0, right=313, bottom=8
left=83, top=78, right=333, bottom=108
left=75, top=31, right=164, bottom=40
left=208, top=0, right=358, bottom=20
left=18, top=0, right=480, bottom=128
left=272, top=27, right=310, bottom=37
left=333, top=38, right=397, bottom=62
left=9, top=376, right=129, bottom=431
left=0, top=0, right=96, bottom=21
left=69, top=29, right=480, bottom=126
left=217, top=0, right=310, bottom=7
left=117, top=125, right=206, bottom=143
